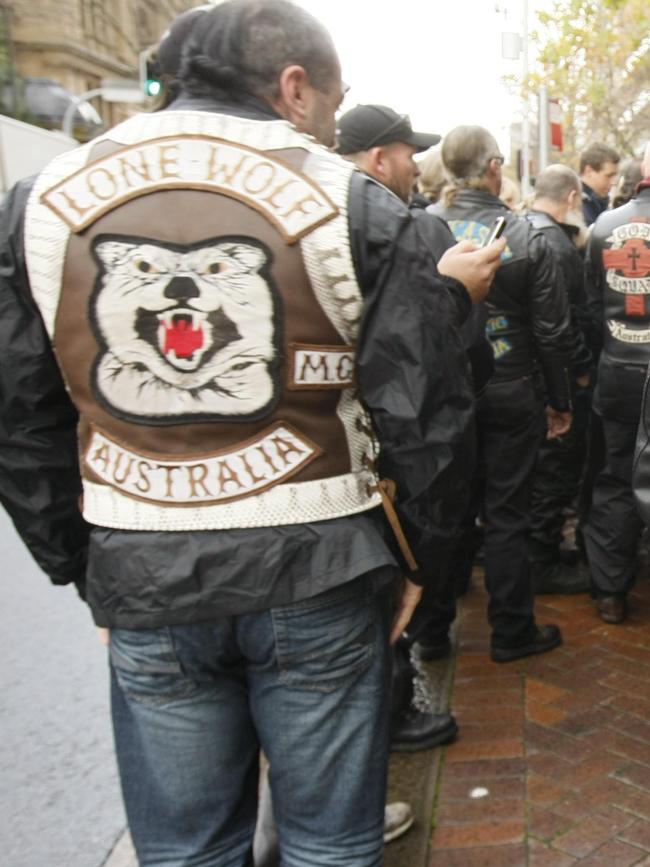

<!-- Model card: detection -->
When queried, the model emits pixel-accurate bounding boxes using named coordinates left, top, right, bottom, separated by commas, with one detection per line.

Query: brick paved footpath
left=386, top=567, right=650, bottom=867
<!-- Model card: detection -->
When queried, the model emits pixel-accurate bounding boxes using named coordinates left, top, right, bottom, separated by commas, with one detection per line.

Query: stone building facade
left=1, top=0, right=198, bottom=132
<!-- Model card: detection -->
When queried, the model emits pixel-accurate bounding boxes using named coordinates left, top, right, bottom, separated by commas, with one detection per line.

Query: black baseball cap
left=336, top=104, right=441, bottom=155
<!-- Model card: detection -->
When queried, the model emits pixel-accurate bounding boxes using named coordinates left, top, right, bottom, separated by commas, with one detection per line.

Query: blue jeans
left=109, top=570, right=395, bottom=867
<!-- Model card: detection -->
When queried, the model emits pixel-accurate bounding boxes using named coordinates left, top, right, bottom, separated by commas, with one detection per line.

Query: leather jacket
left=587, top=185, right=650, bottom=421
left=525, top=209, right=592, bottom=378
left=410, top=195, right=494, bottom=393
left=430, top=189, right=572, bottom=410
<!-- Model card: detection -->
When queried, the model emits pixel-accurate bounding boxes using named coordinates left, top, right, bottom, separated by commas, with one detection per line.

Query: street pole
left=62, top=88, right=104, bottom=140
left=539, top=84, right=549, bottom=172
left=521, top=0, right=531, bottom=197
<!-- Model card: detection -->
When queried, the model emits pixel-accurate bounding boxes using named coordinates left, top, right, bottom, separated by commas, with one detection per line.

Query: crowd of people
left=1, top=1, right=650, bottom=864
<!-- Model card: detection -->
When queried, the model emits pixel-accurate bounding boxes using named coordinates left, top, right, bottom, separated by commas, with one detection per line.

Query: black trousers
left=529, top=383, right=592, bottom=563
left=405, top=495, right=481, bottom=645
left=477, top=376, right=545, bottom=648
left=583, top=413, right=644, bottom=596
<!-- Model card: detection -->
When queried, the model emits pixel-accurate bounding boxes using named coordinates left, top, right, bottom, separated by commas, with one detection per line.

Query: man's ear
left=567, top=188, right=578, bottom=209
left=366, top=147, right=387, bottom=182
left=271, top=64, right=310, bottom=126
left=483, top=158, right=502, bottom=195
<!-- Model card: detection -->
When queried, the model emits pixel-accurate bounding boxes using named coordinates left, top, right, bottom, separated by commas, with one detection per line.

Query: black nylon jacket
left=525, top=209, right=592, bottom=379
left=430, top=189, right=573, bottom=410
left=0, top=96, right=476, bottom=627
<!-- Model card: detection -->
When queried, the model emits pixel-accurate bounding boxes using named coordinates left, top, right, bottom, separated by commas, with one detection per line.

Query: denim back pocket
left=271, top=577, right=376, bottom=693
left=110, top=626, right=199, bottom=707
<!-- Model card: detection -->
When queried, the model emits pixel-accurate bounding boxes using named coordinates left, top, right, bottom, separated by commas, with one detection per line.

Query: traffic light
left=139, top=48, right=162, bottom=98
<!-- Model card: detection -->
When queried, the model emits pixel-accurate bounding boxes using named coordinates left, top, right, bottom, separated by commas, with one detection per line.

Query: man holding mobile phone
left=431, top=125, right=573, bottom=663
left=336, top=103, right=504, bottom=747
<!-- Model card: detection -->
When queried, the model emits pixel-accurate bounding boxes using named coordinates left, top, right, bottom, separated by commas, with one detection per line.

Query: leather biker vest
left=24, top=110, right=381, bottom=531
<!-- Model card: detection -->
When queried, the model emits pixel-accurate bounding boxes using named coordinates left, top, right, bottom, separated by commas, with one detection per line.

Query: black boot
left=531, top=560, right=590, bottom=595
left=390, top=708, right=458, bottom=752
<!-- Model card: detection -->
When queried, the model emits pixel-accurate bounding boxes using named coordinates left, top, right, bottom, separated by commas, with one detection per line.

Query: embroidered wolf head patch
left=89, top=236, right=279, bottom=423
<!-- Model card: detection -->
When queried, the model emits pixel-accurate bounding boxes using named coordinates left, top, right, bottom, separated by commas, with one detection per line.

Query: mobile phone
left=482, top=216, right=507, bottom=247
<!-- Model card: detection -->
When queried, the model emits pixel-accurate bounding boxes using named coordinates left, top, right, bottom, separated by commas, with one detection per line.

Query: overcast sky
left=294, top=0, right=555, bottom=155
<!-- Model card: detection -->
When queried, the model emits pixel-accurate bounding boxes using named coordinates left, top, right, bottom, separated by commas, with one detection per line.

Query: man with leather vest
left=525, top=164, right=593, bottom=595
left=585, top=142, right=650, bottom=625
left=431, top=125, right=574, bottom=663
left=0, top=2, right=504, bottom=865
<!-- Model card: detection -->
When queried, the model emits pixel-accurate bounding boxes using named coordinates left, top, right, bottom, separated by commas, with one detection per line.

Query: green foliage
left=0, top=5, right=12, bottom=82
left=525, top=0, right=650, bottom=164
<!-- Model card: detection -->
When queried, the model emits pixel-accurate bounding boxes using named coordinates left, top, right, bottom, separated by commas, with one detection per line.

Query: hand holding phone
left=438, top=233, right=506, bottom=304
left=482, top=216, right=507, bottom=247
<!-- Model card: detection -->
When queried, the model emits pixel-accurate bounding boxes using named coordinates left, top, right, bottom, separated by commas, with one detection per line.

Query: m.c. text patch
left=288, top=343, right=355, bottom=389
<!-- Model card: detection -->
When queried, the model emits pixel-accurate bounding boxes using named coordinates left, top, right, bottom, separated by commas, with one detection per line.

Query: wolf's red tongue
left=163, top=318, right=204, bottom=358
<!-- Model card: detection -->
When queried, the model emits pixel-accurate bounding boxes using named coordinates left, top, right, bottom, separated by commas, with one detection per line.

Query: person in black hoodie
left=431, top=125, right=573, bottom=663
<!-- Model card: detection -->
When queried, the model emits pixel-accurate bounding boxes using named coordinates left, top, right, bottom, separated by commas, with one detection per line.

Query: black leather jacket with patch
left=628, top=186, right=650, bottom=521
left=430, top=189, right=573, bottom=410
left=587, top=186, right=650, bottom=424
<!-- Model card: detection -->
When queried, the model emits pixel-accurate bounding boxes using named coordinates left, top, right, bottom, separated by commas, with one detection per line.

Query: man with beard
left=337, top=103, right=495, bottom=746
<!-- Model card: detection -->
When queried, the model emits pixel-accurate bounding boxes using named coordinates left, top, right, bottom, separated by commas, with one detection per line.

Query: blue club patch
left=447, top=220, right=513, bottom=261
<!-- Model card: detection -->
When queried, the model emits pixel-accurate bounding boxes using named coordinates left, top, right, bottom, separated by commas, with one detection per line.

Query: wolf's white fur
left=92, top=238, right=277, bottom=418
